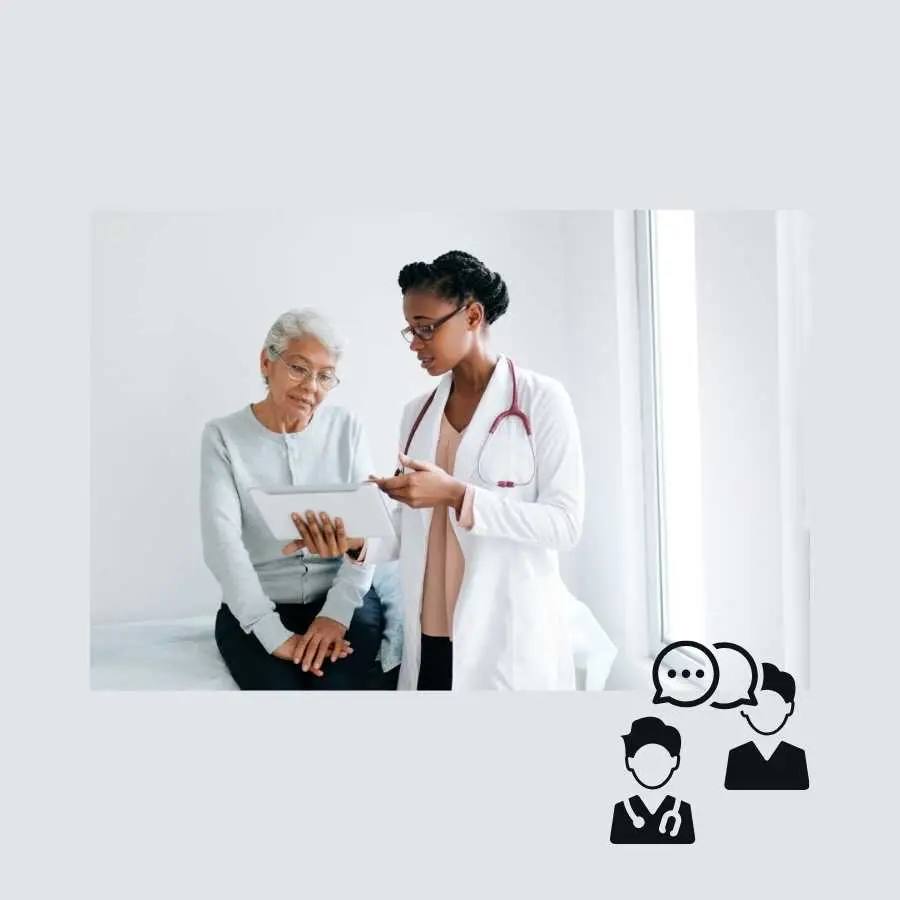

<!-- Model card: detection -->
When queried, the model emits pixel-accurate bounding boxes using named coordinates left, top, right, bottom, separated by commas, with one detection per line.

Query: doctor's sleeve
left=677, top=803, right=696, bottom=843
left=463, top=379, right=585, bottom=551
left=319, top=416, right=377, bottom=627
left=199, top=423, right=293, bottom=654
left=608, top=802, right=632, bottom=844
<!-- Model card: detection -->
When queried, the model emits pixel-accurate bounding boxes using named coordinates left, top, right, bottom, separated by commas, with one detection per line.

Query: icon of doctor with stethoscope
left=610, top=716, right=696, bottom=844
left=360, top=249, right=616, bottom=691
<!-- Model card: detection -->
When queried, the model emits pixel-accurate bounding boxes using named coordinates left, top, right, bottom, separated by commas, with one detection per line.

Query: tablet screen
left=249, top=482, right=396, bottom=540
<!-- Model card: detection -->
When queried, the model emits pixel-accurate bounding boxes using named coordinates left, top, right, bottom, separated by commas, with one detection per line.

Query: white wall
left=557, top=212, right=649, bottom=688
left=91, top=212, right=570, bottom=623
left=776, top=211, right=812, bottom=684
left=694, top=212, right=785, bottom=666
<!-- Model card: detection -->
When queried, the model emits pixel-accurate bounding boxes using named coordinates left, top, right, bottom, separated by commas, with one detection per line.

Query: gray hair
left=261, top=308, right=345, bottom=387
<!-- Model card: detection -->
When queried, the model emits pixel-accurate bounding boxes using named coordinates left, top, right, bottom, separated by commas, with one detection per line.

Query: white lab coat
left=368, top=355, right=617, bottom=690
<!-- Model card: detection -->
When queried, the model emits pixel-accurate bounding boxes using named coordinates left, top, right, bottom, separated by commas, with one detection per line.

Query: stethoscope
left=395, top=357, right=537, bottom=488
left=623, top=797, right=683, bottom=838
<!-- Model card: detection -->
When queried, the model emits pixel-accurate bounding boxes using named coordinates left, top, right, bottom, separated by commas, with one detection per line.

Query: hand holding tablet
left=282, top=509, right=362, bottom=559
left=249, top=481, right=396, bottom=547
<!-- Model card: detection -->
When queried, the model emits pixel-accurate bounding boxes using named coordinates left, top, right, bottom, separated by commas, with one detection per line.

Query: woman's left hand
left=294, top=616, right=349, bottom=673
left=373, top=454, right=466, bottom=511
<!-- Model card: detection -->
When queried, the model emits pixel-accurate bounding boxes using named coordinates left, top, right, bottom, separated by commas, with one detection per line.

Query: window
left=636, top=210, right=706, bottom=650
left=634, top=210, right=811, bottom=685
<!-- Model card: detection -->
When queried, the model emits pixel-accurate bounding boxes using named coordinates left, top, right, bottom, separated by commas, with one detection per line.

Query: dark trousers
left=417, top=634, right=453, bottom=690
left=215, top=587, right=394, bottom=690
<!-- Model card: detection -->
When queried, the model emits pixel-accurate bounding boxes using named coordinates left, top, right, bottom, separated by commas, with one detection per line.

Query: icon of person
left=610, top=716, right=696, bottom=844
left=724, top=662, right=809, bottom=790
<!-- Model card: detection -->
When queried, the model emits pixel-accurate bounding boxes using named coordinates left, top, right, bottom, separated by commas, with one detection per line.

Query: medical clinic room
left=89, top=211, right=811, bottom=693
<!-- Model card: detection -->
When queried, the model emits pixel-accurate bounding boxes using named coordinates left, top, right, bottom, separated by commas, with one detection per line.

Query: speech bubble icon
left=708, top=641, right=759, bottom=709
left=651, top=640, right=720, bottom=707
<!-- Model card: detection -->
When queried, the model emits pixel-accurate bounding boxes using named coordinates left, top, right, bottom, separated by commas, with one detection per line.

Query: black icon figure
left=610, top=716, right=695, bottom=844
left=724, top=662, right=809, bottom=790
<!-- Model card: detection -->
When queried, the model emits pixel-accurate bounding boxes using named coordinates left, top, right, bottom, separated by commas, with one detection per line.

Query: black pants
left=215, top=587, right=392, bottom=690
left=418, top=634, right=453, bottom=690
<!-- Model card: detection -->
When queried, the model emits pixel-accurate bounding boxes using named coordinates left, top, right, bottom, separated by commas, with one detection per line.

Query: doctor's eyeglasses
left=400, top=303, right=470, bottom=343
left=271, top=350, right=340, bottom=391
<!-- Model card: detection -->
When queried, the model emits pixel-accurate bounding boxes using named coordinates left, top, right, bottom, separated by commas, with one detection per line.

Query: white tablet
left=248, top=482, right=397, bottom=541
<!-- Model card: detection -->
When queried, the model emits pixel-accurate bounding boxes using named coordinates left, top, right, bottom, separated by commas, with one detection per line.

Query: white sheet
left=91, top=615, right=238, bottom=690
left=91, top=600, right=612, bottom=690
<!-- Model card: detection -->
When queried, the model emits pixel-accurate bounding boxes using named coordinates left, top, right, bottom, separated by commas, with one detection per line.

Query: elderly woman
left=200, top=308, right=391, bottom=690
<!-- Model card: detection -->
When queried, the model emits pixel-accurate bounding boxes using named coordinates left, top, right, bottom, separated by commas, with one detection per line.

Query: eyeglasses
left=272, top=350, right=340, bottom=391
left=400, top=304, right=469, bottom=344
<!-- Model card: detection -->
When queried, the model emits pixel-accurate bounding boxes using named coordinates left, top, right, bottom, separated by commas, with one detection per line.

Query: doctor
left=609, top=716, right=695, bottom=844
left=285, top=250, right=614, bottom=690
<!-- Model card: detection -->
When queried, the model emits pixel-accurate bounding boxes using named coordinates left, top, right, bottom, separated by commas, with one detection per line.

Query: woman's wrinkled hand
left=271, top=630, right=353, bottom=677
left=293, top=617, right=350, bottom=673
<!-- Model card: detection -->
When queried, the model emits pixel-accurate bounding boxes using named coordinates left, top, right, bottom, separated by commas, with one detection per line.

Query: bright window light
left=653, top=210, right=706, bottom=640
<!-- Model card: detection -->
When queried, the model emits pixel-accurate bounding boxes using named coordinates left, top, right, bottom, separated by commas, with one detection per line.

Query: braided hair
left=397, top=250, right=510, bottom=325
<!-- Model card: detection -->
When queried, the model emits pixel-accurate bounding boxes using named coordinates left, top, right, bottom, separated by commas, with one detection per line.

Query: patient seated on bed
left=201, top=308, right=398, bottom=690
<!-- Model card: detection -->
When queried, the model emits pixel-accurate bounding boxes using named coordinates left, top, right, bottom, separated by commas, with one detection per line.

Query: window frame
left=634, top=210, right=666, bottom=650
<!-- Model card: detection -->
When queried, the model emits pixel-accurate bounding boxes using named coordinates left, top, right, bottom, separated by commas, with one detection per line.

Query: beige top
left=420, top=414, right=476, bottom=638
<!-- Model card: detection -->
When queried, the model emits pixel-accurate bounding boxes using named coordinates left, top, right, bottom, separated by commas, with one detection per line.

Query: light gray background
left=2, top=2, right=897, bottom=898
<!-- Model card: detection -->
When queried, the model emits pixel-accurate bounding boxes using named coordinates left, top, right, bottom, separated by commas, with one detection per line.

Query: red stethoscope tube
left=395, top=358, right=536, bottom=488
